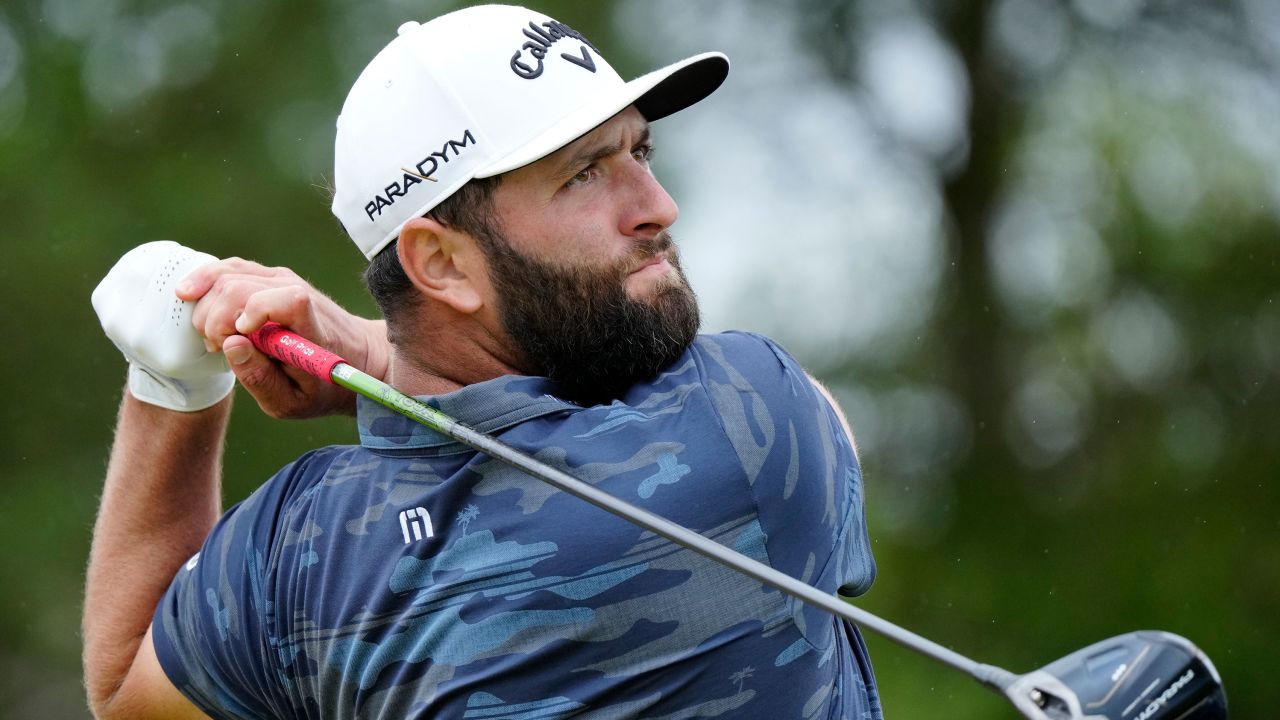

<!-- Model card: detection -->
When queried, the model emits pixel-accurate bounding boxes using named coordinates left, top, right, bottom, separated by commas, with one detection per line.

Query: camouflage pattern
left=154, top=331, right=881, bottom=719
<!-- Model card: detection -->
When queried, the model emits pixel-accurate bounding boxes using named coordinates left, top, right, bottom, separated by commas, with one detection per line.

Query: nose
left=618, top=161, right=678, bottom=240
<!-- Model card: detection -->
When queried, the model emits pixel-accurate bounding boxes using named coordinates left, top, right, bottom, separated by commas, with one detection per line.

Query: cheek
left=515, top=218, right=626, bottom=268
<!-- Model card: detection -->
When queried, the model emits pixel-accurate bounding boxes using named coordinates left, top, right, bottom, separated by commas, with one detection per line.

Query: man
left=85, top=5, right=881, bottom=719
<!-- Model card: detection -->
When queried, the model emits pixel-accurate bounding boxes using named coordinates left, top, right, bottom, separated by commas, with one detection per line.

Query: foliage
left=1, top=0, right=1275, bottom=717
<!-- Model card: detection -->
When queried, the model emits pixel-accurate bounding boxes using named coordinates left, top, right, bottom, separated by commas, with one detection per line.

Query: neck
left=385, top=312, right=526, bottom=397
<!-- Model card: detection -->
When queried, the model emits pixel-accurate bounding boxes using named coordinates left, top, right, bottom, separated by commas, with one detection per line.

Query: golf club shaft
left=248, top=323, right=1018, bottom=692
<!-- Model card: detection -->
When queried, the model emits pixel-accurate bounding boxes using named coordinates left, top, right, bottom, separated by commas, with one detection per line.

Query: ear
left=397, top=217, right=486, bottom=315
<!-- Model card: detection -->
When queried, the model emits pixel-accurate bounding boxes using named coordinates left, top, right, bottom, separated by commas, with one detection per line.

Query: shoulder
left=678, top=332, right=829, bottom=461
left=267, top=444, right=357, bottom=494
left=691, top=330, right=793, bottom=363
left=688, top=331, right=809, bottom=399
left=271, top=444, right=354, bottom=487
left=218, top=444, right=361, bottom=541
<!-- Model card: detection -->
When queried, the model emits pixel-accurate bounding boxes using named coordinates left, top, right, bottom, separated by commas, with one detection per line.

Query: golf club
left=247, top=322, right=1227, bottom=719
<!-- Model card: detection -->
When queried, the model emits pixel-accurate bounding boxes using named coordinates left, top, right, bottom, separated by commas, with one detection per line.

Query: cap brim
left=476, top=51, right=729, bottom=178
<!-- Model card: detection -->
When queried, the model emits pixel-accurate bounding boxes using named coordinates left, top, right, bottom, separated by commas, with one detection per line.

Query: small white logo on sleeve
left=399, top=507, right=435, bottom=544
left=184, top=552, right=200, bottom=571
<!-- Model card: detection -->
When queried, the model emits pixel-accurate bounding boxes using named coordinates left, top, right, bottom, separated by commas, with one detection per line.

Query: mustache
left=629, top=231, right=676, bottom=266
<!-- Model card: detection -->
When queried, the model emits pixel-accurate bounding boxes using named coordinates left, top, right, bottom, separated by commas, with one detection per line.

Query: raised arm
left=83, top=395, right=224, bottom=720
left=83, top=242, right=385, bottom=719
left=84, top=242, right=230, bottom=719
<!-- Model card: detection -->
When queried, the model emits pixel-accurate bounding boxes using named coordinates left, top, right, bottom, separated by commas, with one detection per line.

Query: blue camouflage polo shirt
left=153, top=331, right=881, bottom=719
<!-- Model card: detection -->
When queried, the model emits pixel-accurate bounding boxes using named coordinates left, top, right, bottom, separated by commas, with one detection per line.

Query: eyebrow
left=554, top=126, right=652, bottom=180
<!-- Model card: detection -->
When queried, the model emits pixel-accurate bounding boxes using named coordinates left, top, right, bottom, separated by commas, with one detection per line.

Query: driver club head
left=1002, top=631, right=1227, bottom=719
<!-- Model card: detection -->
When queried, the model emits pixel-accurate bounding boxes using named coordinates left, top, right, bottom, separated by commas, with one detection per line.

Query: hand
left=91, top=241, right=236, bottom=412
left=178, top=257, right=389, bottom=419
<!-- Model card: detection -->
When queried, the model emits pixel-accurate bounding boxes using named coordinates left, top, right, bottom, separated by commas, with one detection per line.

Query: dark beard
left=481, top=232, right=700, bottom=406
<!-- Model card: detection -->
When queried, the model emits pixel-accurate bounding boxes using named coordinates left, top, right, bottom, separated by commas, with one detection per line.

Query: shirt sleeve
left=694, top=332, right=876, bottom=604
left=151, top=454, right=319, bottom=719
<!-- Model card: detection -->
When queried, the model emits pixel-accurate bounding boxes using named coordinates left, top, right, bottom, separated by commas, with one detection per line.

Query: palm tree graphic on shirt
left=729, top=666, right=755, bottom=693
left=456, top=504, right=480, bottom=535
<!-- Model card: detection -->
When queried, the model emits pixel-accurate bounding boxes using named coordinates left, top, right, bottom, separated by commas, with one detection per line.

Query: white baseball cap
left=332, top=4, right=729, bottom=259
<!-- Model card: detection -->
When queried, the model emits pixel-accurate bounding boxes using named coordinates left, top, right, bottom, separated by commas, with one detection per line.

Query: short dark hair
left=363, top=176, right=503, bottom=340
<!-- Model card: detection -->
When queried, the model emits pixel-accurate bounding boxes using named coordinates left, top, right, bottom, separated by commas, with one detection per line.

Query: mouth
left=629, top=252, right=670, bottom=277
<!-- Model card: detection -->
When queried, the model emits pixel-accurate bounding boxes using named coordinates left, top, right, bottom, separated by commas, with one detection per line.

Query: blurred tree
left=770, top=0, right=1280, bottom=715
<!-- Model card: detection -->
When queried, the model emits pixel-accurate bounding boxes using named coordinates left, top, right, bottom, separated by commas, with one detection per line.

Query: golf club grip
left=247, top=322, right=346, bottom=384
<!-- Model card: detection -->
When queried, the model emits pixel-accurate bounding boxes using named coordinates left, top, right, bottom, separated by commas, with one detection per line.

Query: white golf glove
left=92, top=241, right=234, bottom=412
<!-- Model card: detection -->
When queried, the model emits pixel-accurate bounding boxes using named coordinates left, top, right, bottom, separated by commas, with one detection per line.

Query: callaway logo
left=1134, top=669, right=1195, bottom=720
left=509, top=20, right=598, bottom=79
left=364, top=129, right=476, bottom=221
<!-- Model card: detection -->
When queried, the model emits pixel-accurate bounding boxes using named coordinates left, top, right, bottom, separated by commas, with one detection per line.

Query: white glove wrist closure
left=127, top=362, right=234, bottom=412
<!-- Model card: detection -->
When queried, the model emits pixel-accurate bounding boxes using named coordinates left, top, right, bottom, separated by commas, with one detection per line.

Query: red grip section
left=247, top=322, right=347, bottom=384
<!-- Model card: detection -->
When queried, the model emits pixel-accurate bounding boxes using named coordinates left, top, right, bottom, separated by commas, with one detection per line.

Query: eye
left=565, top=165, right=597, bottom=188
left=633, top=143, right=655, bottom=164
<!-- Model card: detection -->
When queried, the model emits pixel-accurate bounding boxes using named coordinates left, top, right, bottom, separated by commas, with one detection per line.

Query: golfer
left=85, top=5, right=881, bottom=718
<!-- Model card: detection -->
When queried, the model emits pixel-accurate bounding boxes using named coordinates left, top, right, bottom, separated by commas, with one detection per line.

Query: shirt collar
left=357, top=374, right=577, bottom=454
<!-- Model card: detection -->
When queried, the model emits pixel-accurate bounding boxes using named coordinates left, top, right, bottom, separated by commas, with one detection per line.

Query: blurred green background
left=2, top=0, right=1276, bottom=717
